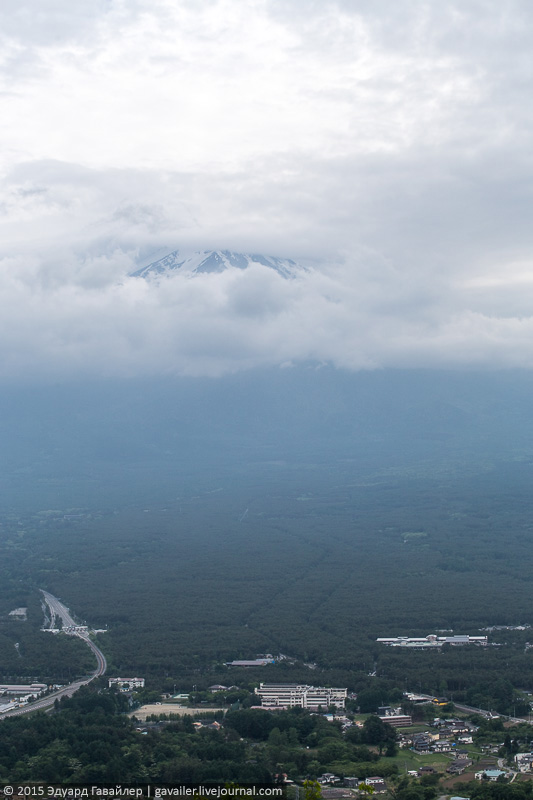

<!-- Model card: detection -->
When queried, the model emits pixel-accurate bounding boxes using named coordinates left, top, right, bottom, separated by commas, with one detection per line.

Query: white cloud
left=1, top=0, right=533, bottom=378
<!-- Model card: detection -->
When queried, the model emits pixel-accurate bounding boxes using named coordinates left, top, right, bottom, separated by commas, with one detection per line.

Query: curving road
left=415, top=692, right=525, bottom=724
left=0, top=591, right=107, bottom=719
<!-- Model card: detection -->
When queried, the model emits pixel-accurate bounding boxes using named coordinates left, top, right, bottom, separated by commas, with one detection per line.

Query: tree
left=361, top=716, right=396, bottom=754
left=303, top=780, right=322, bottom=800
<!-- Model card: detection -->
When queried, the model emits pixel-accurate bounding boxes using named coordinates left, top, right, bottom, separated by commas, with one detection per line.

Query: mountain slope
left=131, top=249, right=304, bottom=279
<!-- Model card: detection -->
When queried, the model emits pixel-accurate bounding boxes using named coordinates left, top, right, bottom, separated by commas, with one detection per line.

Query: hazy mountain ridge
left=130, top=249, right=306, bottom=279
left=1, top=368, right=533, bottom=511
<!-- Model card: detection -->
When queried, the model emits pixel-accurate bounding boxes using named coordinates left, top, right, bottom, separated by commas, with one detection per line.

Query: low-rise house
left=365, top=778, right=387, bottom=793
left=192, top=720, right=222, bottom=731
left=319, top=773, right=340, bottom=785
left=479, top=744, right=500, bottom=754
left=433, top=740, right=452, bottom=752
left=344, top=778, right=359, bottom=788
left=412, top=733, right=432, bottom=752
left=447, top=763, right=467, bottom=775
left=451, top=724, right=470, bottom=734
left=203, top=721, right=222, bottom=731
left=398, top=734, right=413, bottom=744
left=475, top=770, right=507, bottom=781
left=515, top=753, right=533, bottom=773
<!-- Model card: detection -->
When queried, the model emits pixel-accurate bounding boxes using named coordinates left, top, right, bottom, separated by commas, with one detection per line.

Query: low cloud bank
left=1, top=247, right=532, bottom=380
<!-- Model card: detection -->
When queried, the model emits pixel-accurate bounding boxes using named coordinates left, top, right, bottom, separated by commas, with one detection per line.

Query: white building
left=515, top=753, right=533, bottom=773
left=377, top=635, right=487, bottom=648
left=379, top=714, right=412, bottom=727
left=256, top=683, right=347, bottom=709
left=0, top=683, right=47, bottom=696
left=108, top=677, right=145, bottom=691
left=475, top=770, right=507, bottom=781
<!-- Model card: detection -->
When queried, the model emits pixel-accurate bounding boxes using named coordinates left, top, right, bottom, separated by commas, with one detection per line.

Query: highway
left=41, top=589, right=79, bottom=630
left=415, top=693, right=524, bottom=724
left=0, top=591, right=107, bottom=719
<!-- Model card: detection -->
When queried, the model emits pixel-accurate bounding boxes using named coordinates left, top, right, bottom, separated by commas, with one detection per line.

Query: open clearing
left=130, top=703, right=225, bottom=720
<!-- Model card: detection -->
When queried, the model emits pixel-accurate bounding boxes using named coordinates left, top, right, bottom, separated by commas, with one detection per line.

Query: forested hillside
left=1, top=370, right=533, bottom=710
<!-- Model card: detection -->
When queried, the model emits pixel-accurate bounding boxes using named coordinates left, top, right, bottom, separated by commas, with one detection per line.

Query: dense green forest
left=2, top=454, right=533, bottom=708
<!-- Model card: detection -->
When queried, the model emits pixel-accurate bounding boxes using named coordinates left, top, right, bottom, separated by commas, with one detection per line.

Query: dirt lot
left=441, top=758, right=496, bottom=789
left=129, top=703, right=225, bottom=721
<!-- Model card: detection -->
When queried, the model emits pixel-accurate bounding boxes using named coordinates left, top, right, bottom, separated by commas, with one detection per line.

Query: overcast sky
left=2, top=0, right=533, bottom=379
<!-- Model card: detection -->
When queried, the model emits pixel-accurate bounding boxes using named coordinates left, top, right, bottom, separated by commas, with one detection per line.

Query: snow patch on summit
left=130, top=249, right=306, bottom=279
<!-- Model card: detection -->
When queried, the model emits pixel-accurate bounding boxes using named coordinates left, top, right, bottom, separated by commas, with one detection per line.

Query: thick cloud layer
left=1, top=0, right=533, bottom=379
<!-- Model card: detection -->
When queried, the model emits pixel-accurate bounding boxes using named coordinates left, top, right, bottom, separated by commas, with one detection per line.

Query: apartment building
left=256, top=683, right=347, bottom=709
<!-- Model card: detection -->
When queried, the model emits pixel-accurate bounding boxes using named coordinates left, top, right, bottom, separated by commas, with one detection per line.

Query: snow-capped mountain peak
left=130, top=249, right=305, bottom=279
